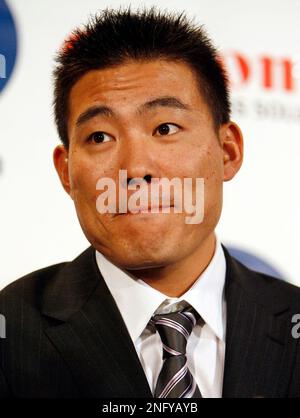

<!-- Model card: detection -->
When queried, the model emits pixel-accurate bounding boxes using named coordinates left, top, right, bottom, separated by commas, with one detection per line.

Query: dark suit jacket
left=0, top=246, right=300, bottom=398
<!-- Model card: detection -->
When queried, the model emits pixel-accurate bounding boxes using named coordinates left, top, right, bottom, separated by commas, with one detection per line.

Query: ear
left=53, top=145, right=73, bottom=198
left=219, top=121, right=244, bottom=182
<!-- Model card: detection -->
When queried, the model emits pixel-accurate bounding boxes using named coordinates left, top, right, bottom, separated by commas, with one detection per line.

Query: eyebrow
left=141, top=96, right=190, bottom=113
left=76, top=105, right=114, bottom=126
left=75, top=96, right=190, bottom=127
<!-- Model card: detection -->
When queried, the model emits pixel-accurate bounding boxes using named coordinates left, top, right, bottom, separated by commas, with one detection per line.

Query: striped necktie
left=150, top=304, right=202, bottom=398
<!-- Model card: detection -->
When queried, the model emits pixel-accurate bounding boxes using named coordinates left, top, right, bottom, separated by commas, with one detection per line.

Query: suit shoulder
left=0, top=247, right=94, bottom=316
left=228, top=253, right=300, bottom=310
left=0, top=262, right=67, bottom=305
left=253, top=268, right=300, bottom=296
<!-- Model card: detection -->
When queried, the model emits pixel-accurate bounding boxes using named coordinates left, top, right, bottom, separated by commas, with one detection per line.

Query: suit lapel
left=222, top=248, right=297, bottom=398
left=43, top=247, right=152, bottom=398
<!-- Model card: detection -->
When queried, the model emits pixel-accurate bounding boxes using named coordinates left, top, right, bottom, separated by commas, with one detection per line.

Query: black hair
left=53, top=7, right=231, bottom=148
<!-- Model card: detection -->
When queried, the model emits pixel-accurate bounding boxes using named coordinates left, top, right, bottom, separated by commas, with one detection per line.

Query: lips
left=119, top=204, right=174, bottom=215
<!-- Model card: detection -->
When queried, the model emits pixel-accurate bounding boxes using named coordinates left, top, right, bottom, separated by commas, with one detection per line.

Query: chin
left=108, top=243, right=176, bottom=271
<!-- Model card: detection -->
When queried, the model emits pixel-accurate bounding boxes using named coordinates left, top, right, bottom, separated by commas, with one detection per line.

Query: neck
left=129, top=233, right=216, bottom=297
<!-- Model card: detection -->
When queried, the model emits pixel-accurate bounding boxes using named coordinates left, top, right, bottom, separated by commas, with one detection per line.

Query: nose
left=118, top=133, right=159, bottom=186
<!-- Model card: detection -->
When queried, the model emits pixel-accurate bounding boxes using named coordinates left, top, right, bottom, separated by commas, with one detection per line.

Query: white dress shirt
left=95, top=236, right=227, bottom=398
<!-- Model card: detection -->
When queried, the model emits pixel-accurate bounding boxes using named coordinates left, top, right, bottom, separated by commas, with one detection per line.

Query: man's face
left=55, top=59, right=241, bottom=270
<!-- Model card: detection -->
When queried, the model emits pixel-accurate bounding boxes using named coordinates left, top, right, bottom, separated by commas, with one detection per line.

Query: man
left=0, top=8, right=300, bottom=398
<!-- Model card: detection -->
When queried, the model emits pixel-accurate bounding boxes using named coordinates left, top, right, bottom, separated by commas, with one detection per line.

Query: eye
left=87, top=131, right=113, bottom=144
left=155, top=123, right=180, bottom=136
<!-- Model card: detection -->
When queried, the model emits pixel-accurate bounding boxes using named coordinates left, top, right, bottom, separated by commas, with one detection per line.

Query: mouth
left=116, top=204, right=174, bottom=216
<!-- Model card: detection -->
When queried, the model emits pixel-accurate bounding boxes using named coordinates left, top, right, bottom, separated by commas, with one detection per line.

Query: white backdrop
left=0, top=0, right=299, bottom=289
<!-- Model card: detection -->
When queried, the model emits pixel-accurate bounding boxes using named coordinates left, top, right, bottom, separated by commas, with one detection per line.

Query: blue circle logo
left=0, top=0, right=17, bottom=93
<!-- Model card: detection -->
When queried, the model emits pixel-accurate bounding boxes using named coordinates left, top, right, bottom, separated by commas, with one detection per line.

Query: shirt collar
left=95, top=235, right=226, bottom=344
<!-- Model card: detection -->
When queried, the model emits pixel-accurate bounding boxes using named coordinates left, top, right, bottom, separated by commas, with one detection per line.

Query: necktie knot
left=150, top=305, right=199, bottom=359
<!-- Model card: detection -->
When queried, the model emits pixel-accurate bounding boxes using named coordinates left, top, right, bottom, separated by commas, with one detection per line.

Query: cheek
left=204, top=149, right=223, bottom=183
left=68, top=157, right=103, bottom=205
left=170, top=140, right=223, bottom=181
left=202, top=149, right=223, bottom=199
left=185, top=143, right=223, bottom=209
